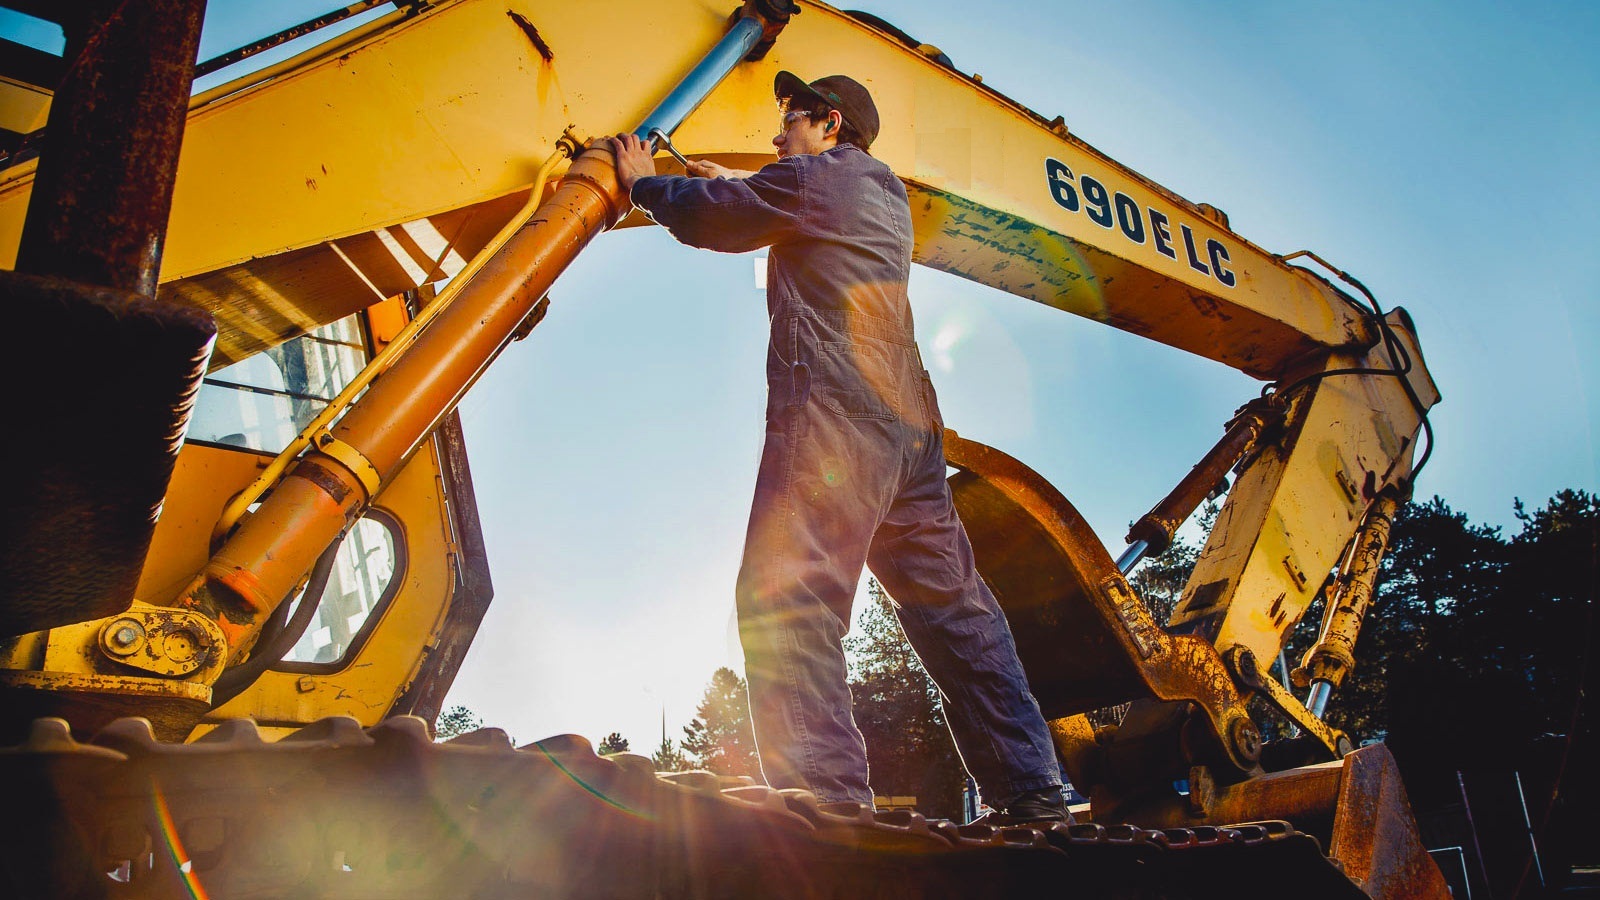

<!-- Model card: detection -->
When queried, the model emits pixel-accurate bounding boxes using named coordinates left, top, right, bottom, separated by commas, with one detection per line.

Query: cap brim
left=774, top=70, right=826, bottom=106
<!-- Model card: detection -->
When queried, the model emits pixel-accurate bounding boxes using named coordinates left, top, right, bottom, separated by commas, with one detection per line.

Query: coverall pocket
left=813, top=337, right=900, bottom=420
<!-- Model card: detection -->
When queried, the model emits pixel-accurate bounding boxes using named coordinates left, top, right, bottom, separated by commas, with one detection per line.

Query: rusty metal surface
left=0, top=0, right=216, bottom=639
left=944, top=430, right=1151, bottom=711
left=0, top=715, right=1383, bottom=899
left=0, top=673, right=210, bottom=744
left=507, top=9, right=555, bottom=61
left=0, top=271, right=215, bottom=637
left=1224, top=646, right=1347, bottom=760
left=14, top=0, right=206, bottom=296
left=1102, top=758, right=1343, bottom=837
left=1172, top=316, right=1439, bottom=670
left=1330, top=744, right=1452, bottom=899
left=1298, top=495, right=1399, bottom=691
left=943, top=431, right=1260, bottom=785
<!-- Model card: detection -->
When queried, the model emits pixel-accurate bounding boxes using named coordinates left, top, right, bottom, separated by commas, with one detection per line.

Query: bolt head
left=103, top=619, right=146, bottom=656
left=1229, top=717, right=1263, bottom=762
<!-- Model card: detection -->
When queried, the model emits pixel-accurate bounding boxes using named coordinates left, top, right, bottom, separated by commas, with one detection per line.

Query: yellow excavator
left=0, top=0, right=1447, bottom=896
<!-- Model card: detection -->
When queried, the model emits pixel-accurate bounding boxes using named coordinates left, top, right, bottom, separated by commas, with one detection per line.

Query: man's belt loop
left=311, top=429, right=383, bottom=500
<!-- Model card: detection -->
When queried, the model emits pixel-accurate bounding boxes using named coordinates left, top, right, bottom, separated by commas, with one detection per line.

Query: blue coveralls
left=631, top=144, right=1061, bottom=806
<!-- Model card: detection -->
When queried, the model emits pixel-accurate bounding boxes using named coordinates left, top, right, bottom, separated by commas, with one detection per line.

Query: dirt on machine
left=0, top=0, right=1446, bottom=897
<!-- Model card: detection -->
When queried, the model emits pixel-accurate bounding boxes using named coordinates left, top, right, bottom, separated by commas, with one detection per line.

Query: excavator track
left=2, top=716, right=1370, bottom=900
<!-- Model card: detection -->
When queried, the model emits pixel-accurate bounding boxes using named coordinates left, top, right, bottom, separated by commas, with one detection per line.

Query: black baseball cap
left=774, top=71, right=880, bottom=149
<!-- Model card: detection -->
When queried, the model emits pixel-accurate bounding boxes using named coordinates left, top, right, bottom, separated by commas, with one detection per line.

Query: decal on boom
left=1045, top=157, right=1236, bottom=288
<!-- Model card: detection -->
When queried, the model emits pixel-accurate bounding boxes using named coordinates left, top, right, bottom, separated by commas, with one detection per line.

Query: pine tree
left=597, top=732, right=630, bottom=755
left=433, top=705, right=482, bottom=741
left=651, top=735, right=688, bottom=772
left=844, top=580, right=965, bottom=819
left=682, top=667, right=760, bottom=776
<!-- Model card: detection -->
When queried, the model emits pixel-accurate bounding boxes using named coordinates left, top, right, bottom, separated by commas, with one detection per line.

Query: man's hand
left=687, top=159, right=756, bottom=180
left=609, top=132, right=656, bottom=192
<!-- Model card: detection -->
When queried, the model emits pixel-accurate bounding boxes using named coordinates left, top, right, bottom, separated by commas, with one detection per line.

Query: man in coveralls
left=610, top=72, right=1068, bottom=823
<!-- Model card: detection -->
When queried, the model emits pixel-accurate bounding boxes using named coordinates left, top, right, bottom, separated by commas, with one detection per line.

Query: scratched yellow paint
left=1178, top=318, right=1438, bottom=666
left=0, top=0, right=1439, bottom=735
left=0, top=0, right=1364, bottom=372
left=139, top=430, right=460, bottom=728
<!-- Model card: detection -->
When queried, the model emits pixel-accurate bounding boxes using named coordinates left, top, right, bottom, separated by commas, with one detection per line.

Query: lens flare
left=533, top=742, right=652, bottom=820
left=152, top=785, right=210, bottom=899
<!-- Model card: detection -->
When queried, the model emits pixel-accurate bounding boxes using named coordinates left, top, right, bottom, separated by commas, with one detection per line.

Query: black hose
left=248, top=577, right=295, bottom=659
left=209, top=537, right=342, bottom=706
left=1270, top=255, right=1436, bottom=482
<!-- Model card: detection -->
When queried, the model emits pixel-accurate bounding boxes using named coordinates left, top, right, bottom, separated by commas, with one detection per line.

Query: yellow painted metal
left=310, top=429, right=384, bottom=498
left=0, top=0, right=1367, bottom=378
left=208, top=436, right=461, bottom=727
left=0, top=76, right=51, bottom=136
left=0, top=630, right=44, bottom=671
left=1172, top=315, right=1439, bottom=667
left=0, top=0, right=1439, bottom=766
left=122, top=430, right=461, bottom=729
left=0, top=668, right=209, bottom=700
left=0, top=669, right=211, bottom=705
left=94, top=604, right=228, bottom=678
left=180, top=142, right=624, bottom=693
left=135, top=445, right=275, bottom=607
left=194, top=462, right=359, bottom=657
left=1225, top=644, right=1347, bottom=757
left=35, top=601, right=226, bottom=684
left=188, top=8, right=415, bottom=111
left=0, top=668, right=214, bottom=741
left=209, top=144, right=573, bottom=542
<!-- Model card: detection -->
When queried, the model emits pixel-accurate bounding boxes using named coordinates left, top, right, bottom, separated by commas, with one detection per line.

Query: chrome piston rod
left=1116, top=540, right=1150, bottom=575
left=634, top=15, right=765, bottom=144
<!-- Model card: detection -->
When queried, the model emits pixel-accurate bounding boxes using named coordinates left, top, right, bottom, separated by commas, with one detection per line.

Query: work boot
left=970, top=786, right=1074, bottom=826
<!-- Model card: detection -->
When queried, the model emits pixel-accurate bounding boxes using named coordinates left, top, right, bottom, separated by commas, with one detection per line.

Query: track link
left=0, top=717, right=1369, bottom=899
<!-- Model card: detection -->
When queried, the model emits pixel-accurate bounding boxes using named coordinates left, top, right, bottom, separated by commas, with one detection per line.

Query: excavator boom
left=0, top=1, right=1445, bottom=897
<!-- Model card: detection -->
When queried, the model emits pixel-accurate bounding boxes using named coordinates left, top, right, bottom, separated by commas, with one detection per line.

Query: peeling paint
left=506, top=11, right=554, bottom=62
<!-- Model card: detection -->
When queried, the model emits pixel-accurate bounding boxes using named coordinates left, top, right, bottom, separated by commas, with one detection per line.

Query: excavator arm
left=0, top=1, right=1444, bottom=896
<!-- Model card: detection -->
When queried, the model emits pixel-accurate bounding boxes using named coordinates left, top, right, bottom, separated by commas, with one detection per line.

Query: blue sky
left=5, top=1, right=1595, bottom=753
left=457, top=0, right=1600, bottom=751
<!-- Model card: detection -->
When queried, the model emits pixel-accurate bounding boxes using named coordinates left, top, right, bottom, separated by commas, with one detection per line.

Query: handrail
left=190, top=7, right=412, bottom=109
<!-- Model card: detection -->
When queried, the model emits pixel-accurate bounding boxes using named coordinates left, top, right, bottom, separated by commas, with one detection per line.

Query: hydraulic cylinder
left=178, top=1, right=794, bottom=666
left=1297, top=494, right=1400, bottom=717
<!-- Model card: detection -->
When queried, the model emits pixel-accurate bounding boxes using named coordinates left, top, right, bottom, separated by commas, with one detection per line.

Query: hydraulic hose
left=209, top=536, right=341, bottom=707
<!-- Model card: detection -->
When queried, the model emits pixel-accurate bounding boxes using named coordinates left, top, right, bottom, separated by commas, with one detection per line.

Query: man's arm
left=609, top=133, right=803, bottom=253
left=687, top=159, right=757, bottom=179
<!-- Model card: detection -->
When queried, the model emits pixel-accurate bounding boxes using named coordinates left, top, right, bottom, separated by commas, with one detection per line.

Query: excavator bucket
left=944, top=431, right=1450, bottom=899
